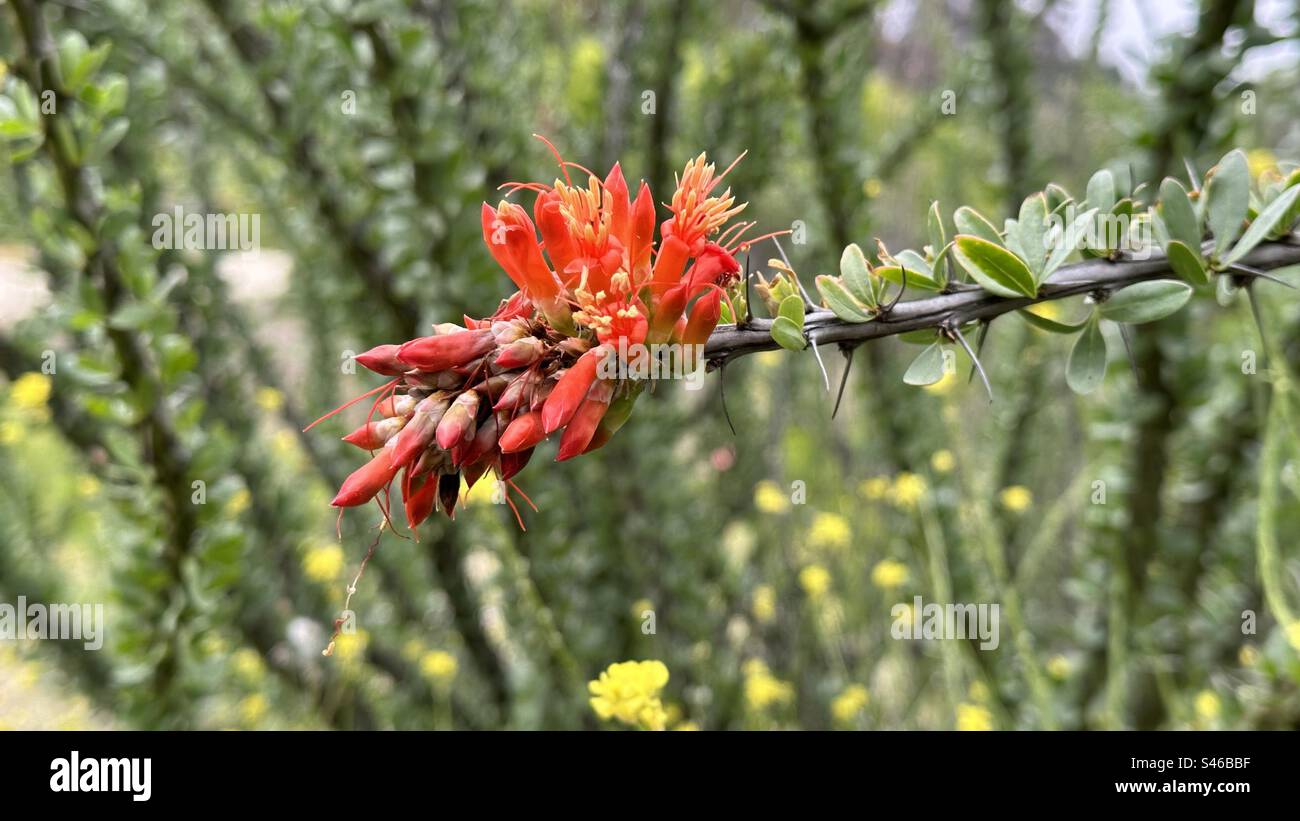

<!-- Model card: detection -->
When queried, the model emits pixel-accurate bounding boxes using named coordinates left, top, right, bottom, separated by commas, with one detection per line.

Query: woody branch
left=704, top=238, right=1300, bottom=368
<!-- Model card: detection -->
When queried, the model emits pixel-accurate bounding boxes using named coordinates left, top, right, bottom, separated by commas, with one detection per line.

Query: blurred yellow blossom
left=1194, top=690, right=1221, bottom=723
left=1237, top=644, right=1259, bottom=667
left=752, top=585, right=776, bottom=624
left=863, top=177, right=883, bottom=198
left=631, top=598, right=654, bottom=619
left=743, top=659, right=793, bottom=711
left=465, top=475, right=498, bottom=505
left=226, top=487, right=251, bottom=517
left=799, top=564, right=831, bottom=599
left=890, top=472, right=927, bottom=508
left=1285, top=622, right=1300, bottom=652
left=860, top=476, right=890, bottom=501
left=332, top=629, right=369, bottom=665
left=588, top=660, right=670, bottom=731
left=303, top=543, right=345, bottom=583
left=871, top=559, right=909, bottom=590
left=1247, top=148, right=1277, bottom=179
left=76, top=474, right=100, bottom=497
left=272, top=429, right=298, bottom=456
left=753, top=480, right=789, bottom=514
left=9, top=372, right=51, bottom=412
left=239, top=693, right=269, bottom=726
left=254, top=387, right=284, bottom=412
left=930, top=450, right=954, bottom=473
left=968, top=680, right=991, bottom=703
left=231, top=648, right=265, bottom=683
left=0, top=421, right=22, bottom=445
left=1046, top=655, right=1072, bottom=680
left=831, top=684, right=869, bottom=724
left=956, top=702, right=994, bottom=731
left=809, top=511, right=851, bottom=550
left=420, top=650, right=458, bottom=684
left=674, top=721, right=700, bottom=731
left=999, top=485, right=1033, bottom=513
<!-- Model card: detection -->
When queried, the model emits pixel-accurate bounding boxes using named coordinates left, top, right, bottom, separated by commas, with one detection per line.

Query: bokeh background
left=2, top=0, right=1300, bottom=730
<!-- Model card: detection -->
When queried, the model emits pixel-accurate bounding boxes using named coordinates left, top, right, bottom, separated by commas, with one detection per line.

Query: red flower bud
left=355, top=344, right=405, bottom=375
left=342, top=416, right=406, bottom=450
left=493, top=370, right=541, bottom=411
left=495, top=336, right=545, bottom=369
left=403, top=472, right=439, bottom=529
left=556, top=380, right=614, bottom=461
left=650, top=234, right=691, bottom=296
left=542, top=345, right=608, bottom=434
left=435, top=390, right=481, bottom=450
left=397, top=329, right=496, bottom=372
left=390, top=392, right=451, bottom=468
left=648, top=281, right=689, bottom=343
left=375, top=394, right=415, bottom=418
left=438, top=472, right=461, bottom=519
left=331, top=446, right=400, bottom=507
left=498, top=409, right=547, bottom=453
left=683, top=288, right=722, bottom=347
left=499, top=446, right=533, bottom=481
left=629, top=181, right=655, bottom=274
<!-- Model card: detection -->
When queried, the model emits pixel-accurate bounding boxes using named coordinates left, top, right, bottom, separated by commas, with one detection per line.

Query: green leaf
left=903, top=342, right=946, bottom=386
left=1223, top=185, right=1300, bottom=266
left=927, top=201, right=948, bottom=285
left=875, top=264, right=942, bottom=292
left=952, top=235, right=1037, bottom=298
left=815, top=275, right=874, bottom=322
left=1040, top=207, right=1098, bottom=283
left=1158, top=177, right=1201, bottom=250
left=1165, top=240, right=1209, bottom=287
left=1207, top=149, right=1249, bottom=258
left=770, top=315, right=806, bottom=351
left=778, top=294, right=805, bottom=325
left=1066, top=317, right=1107, bottom=395
left=1099, top=280, right=1192, bottom=324
left=1086, top=169, right=1116, bottom=213
left=954, top=206, right=1002, bottom=245
left=839, top=243, right=876, bottom=306
left=1016, top=193, right=1050, bottom=279
left=1017, top=307, right=1087, bottom=334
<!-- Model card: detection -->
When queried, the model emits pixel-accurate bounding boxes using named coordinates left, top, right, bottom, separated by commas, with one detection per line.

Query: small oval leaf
left=839, top=243, right=876, bottom=306
left=903, top=342, right=946, bottom=386
left=1066, top=317, right=1107, bottom=395
left=954, top=206, right=1002, bottom=245
left=769, top=315, right=806, bottom=351
left=815, top=275, right=874, bottom=322
left=1099, top=280, right=1192, bottom=324
left=1207, top=149, right=1250, bottom=257
left=952, top=235, right=1037, bottom=298
left=1165, top=240, right=1209, bottom=287
left=1223, top=184, right=1300, bottom=266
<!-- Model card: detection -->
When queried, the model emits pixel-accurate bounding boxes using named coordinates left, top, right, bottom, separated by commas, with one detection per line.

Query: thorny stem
left=705, top=240, right=1300, bottom=368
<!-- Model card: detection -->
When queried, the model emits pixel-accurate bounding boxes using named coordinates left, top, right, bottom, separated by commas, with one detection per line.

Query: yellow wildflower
left=889, top=472, right=927, bottom=508
left=809, top=511, right=851, bottom=550
left=863, top=177, right=883, bottom=198
left=752, top=585, right=777, bottom=625
left=930, top=449, right=954, bottom=473
left=226, top=488, right=251, bottom=517
left=871, top=559, right=909, bottom=591
left=753, top=480, right=789, bottom=514
left=231, top=648, right=265, bottom=683
left=0, top=420, right=23, bottom=445
left=1046, top=655, right=1071, bottom=680
left=303, top=543, right=345, bottom=583
left=254, top=387, right=284, bottom=412
left=239, top=693, right=269, bottom=726
left=1194, top=690, right=1221, bottom=723
left=1238, top=644, right=1259, bottom=667
left=799, top=564, right=831, bottom=599
left=420, top=650, right=458, bottom=684
left=332, top=629, right=369, bottom=665
left=674, top=721, right=700, bottom=731
left=831, top=684, right=869, bottom=724
left=860, top=476, right=891, bottom=501
left=956, top=702, right=994, bottom=731
left=999, top=485, right=1033, bottom=513
left=588, top=660, right=670, bottom=731
left=9, top=372, right=51, bottom=412
left=76, top=474, right=100, bottom=497
left=1247, top=148, right=1277, bottom=179
left=743, top=659, right=794, bottom=711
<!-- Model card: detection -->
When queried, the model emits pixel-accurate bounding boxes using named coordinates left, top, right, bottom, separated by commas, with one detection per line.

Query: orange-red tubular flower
left=498, top=409, right=547, bottom=453
left=534, top=191, right=581, bottom=279
left=542, top=345, right=608, bottom=434
left=331, top=445, right=401, bottom=507
left=604, top=162, right=631, bottom=251
left=647, top=281, right=689, bottom=344
left=650, top=234, right=691, bottom=297
left=685, top=243, right=741, bottom=292
left=556, top=380, right=614, bottom=461
left=355, top=344, right=406, bottom=375
left=629, top=181, right=655, bottom=275
left=481, top=201, right=574, bottom=333
left=683, top=289, right=723, bottom=348
left=397, top=329, right=496, bottom=372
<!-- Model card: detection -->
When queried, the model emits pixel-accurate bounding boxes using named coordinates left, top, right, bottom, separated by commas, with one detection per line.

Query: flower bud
left=331, top=444, right=400, bottom=507
left=390, top=392, right=451, bottom=467
left=542, top=345, right=608, bottom=434
left=435, top=390, right=481, bottom=450
left=498, top=409, right=547, bottom=453
left=375, top=394, right=416, bottom=418
left=495, top=336, right=545, bottom=369
left=355, top=344, right=405, bottom=375
left=403, top=473, right=439, bottom=529
left=556, top=380, right=614, bottom=461
left=342, top=416, right=407, bottom=450
left=438, top=472, right=461, bottom=519
left=397, top=329, right=496, bottom=372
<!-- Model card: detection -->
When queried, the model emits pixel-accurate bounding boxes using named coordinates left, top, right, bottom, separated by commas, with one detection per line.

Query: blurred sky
left=882, top=0, right=1299, bottom=85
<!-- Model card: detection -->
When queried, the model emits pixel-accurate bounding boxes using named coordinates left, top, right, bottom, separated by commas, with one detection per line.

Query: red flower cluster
left=315, top=140, right=771, bottom=529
